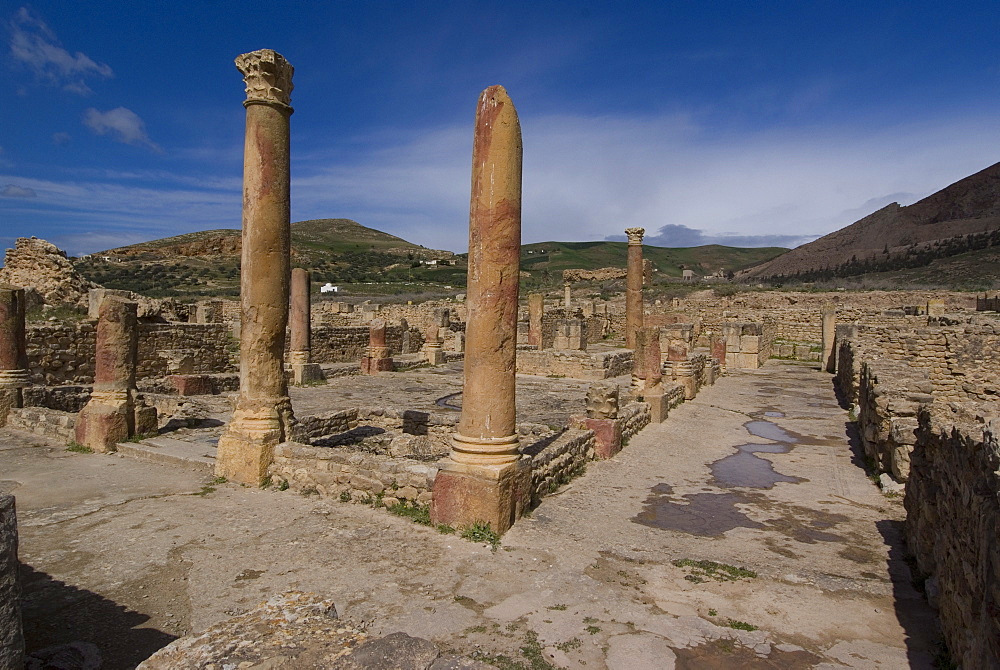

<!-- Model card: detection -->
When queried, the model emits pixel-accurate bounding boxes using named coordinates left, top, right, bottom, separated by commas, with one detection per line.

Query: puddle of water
left=745, top=420, right=799, bottom=443
left=633, top=484, right=765, bottom=537
left=711, top=444, right=805, bottom=489
left=763, top=411, right=785, bottom=418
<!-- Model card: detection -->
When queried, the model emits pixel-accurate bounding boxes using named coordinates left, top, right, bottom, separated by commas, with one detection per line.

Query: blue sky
left=2, top=1, right=1000, bottom=258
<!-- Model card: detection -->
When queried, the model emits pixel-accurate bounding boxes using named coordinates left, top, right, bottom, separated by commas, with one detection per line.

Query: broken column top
left=235, top=49, right=294, bottom=109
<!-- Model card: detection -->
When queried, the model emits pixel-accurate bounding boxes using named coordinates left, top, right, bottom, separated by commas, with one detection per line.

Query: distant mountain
left=739, top=162, right=1000, bottom=283
left=521, top=240, right=787, bottom=278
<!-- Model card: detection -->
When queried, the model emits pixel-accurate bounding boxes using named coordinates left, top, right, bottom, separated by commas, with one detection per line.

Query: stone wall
left=26, top=321, right=96, bottom=385
left=0, top=494, right=23, bottom=670
left=516, top=349, right=633, bottom=380
left=525, top=429, right=595, bottom=502
left=310, top=325, right=423, bottom=364
left=905, top=404, right=1000, bottom=669
left=723, top=322, right=775, bottom=369
left=5, top=406, right=76, bottom=442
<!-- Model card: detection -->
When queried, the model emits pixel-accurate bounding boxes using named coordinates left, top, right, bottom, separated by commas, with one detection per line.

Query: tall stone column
left=0, top=285, right=30, bottom=428
left=821, top=304, right=837, bottom=373
left=564, top=283, right=572, bottom=309
left=625, top=227, right=645, bottom=349
left=431, top=85, right=529, bottom=535
left=527, top=293, right=543, bottom=347
left=637, top=327, right=668, bottom=422
left=75, top=298, right=156, bottom=451
left=289, top=268, right=323, bottom=385
left=216, top=49, right=296, bottom=485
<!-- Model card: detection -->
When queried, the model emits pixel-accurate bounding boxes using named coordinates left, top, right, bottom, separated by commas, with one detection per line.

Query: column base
left=292, top=363, right=325, bottom=385
left=430, top=458, right=531, bottom=535
left=216, top=397, right=293, bottom=485
left=360, top=357, right=393, bottom=375
left=424, top=345, right=445, bottom=365
left=75, top=390, right=132, bottom=453
left=574, top=416, right=623, bottom=459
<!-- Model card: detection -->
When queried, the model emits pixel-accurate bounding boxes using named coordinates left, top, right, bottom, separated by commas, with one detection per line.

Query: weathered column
left=361, top=319, right=393, bottom=374
left=75, top=298, right=156, bottom=451
left=216, top=49, right=296, bottom=485
left=821, top=303, right=837, bottom=373
left=527, top=293, right=544, bottom=347
left=0, top=285, right=30, bottom=428
left=0, top=495, right=23, bottom=670
left=625, top=227, right=645, bottom=349
left=710, top=333, right=727, bottom=372
left=564, top=283, right=572, bottom=309
left=289, top=268, right=323, bottom=385
left=431, top=85, right=529, bottom=534
left=637, top=327, right=668, bottom=422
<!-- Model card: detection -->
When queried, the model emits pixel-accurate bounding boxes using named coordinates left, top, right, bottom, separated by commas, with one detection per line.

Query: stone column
left=289, top=268, right=323, bottom=384
left=637, top=327, right=668, bottom=423
left=0, top=285, right=30, bottom=428
left=710, top=333, right=727, bottom=372
left=625, top=227, right=645, bottom=349
left=527, top=293, right=543, bottom=347
left=821, top=303, right=837, bottom=373
left=216, top=49, right=296, bottom=485
left=75, top=298, right=156, bottom=451
left=361, top=319, right=393, bottom=374
left=0, top=495, right=23, bottom=670
left=574, top=381, right=623, bottom=459
left=431, top=85, right=529, bottom=535
left=564, top=283, right=571, bottom=309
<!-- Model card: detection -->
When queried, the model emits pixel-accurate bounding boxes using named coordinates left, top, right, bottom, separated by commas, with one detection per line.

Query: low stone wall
left=22, top=385, right=91, bottom=412
left=620, top=401, right=651, bottom=443
left=0, top=495, right=23, bottom=670
left=516, top=349, right=632, bottom=380
left=905, top=404, right=1000, bottom=668
left=26, top=320, right=96, bottom=385
left=310, top=325, right=424, bottom=364
left=137, top=323, right=236, bottom=379
left=770, top=340, right=821, bottom=362
left=524, top=429, right=595, bottom=502
left=6, top=406, right=76, bottom=442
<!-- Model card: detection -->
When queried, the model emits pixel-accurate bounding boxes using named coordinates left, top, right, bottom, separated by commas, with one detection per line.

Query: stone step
left=116, top=435, right=216, bottom=473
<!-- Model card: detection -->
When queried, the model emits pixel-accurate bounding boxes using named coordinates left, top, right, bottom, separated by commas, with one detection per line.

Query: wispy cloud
left=83, top=107, right=162, bottom=152
left=606, top=224, right=813, bottom=249
left=51, top=132, right=71, bottom=146
left=7, top=7, right=113, bottom=94
left=1, top=184, right=36, bottom=198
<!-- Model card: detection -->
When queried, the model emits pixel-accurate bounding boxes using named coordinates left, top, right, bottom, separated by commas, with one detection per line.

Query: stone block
left=741, top=335, right=760, bottom=354
left=134, top=404, right=158, bottom=436
left=581, top=416, right=624, bottom=459
left=430, top=459, right=531, bottom=535
left=736, top=352, right=760, bottom=369
left=169, top=374, right=214, bottom=396
left=292, top=363, right=325, bottom=385
left=75, top=401, right=130, bottom=452
left=645, top=391, right=668, bottom=423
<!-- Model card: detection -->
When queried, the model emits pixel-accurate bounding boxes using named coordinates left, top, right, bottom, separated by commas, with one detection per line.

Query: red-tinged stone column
left=75, top=298, right=156, bottom=450
left=0, top=285, right=30, bottom=428
left=289, top=268, right=323, bottom=384
left=216, top=49, right=296, bottom=485
left=625, top=227, right=645, bottom=350
left=527, top=293, right=543, bottom=347
left=431, top=85, right=530, bottom=535
left=361, top=319, right=393, bottom=374
left=637, top=326, right=668, bottom=422
left=821, top=304, right=837, bottom=373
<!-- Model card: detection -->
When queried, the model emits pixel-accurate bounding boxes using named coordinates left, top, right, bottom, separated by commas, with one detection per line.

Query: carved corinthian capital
left=235, top=49, right=294, bottom=108
left=625, top=227, right=645, bottom=245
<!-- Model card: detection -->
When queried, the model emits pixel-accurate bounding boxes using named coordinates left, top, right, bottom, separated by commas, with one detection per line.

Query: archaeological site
left=4, top=48, right=1000, bottom=670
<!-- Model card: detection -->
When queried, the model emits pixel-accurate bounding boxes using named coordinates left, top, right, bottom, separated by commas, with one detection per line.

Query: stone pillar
left=289, top=268, right=323, bottom=385
left=710, top=334, right=727, bottom=372
left=575, top=381, right=623, bottom=459
left=564, top=283, right=571, bottom=309
left=361, top=319, right=393, bottom=374
left=0, top=495, right=23, bottom=670
left=527, top=293, right=543, bottom=347
left=821, top=304, right=836, bottom=374
left=0, top=285, right=30, bottom=428
left=216, top=49, right=296, bottom=485
left=637, top=327, right=668, bottom=423
left=75, top=298, right=156, bottom=451
left=431, top=85, right=530, bottom=535
left=625, top=227, right=645, bottom=349
left=423, top=327, right=445, bottom=365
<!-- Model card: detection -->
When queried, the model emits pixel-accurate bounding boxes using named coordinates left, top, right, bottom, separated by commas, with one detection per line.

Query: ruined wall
left=526, top=429, right=595, bottom=502
left=25, top=321, right=96, bottom=385
left=137, top=324, right=235, bottom=379
left=723, top=322, right=775, bottom=369
left=310, top=325, right=423, bottom=364
left=856, top=360, right=932, bottom=481
left=516, top=349, right=633, bottom=380
left=905, top=404, right=1000, bottom=669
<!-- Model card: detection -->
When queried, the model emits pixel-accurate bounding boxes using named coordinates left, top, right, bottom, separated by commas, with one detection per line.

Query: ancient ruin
left=0, top=285, right=30, bottom=428
left=624, top=226, right=645, bottom=349
left=288, top=268, right=323, bottom=385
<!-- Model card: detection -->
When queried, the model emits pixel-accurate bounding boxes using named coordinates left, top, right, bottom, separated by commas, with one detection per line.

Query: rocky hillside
left=740, top=161, right=1000, bottom=282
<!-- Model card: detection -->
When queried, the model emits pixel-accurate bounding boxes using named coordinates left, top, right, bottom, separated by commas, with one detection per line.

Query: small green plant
left=387, top=500, right=432, bottom=526
left=463, top=625, right=487, bottom=634
left=460, top=521, right=501, bottom=552
left=555, top=637, right=581, bottom=652
left=66, top=441, right=92, bottom=453
left=707, top=608, right=718, bottom=617
left=211, top=476, right=228, bottom=485
left=339, top=490, right=352, bottom=502
left=546, top=604, right=567, bottom=611
left=585, top=625, right=601, bottom=635
left=582, top=616, right=597, bottom=624
left=123, top=432, right=156, bottom=443
left=193, top=485, right=216, bottom=496
left=259, top=475, right=272, bottom=489
left=301, top=486, right=319, bottom=496
left=277, top=480, right=289, bottom=491
left=672, top=558, right=757, bottom=582
left=726, top=619, right=758, bottom=631
left=436, top=523, right=456, bottom=534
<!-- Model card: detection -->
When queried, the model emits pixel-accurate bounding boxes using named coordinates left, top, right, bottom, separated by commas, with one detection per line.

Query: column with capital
left=625, top=227, right=645, bottom=350
left=216, top=49, right=297, bottom=485
left=431, top=85, right=530, bottom=535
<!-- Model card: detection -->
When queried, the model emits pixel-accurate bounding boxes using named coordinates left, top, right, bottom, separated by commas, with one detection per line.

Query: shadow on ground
left=20, top=563, right=176, bottom=669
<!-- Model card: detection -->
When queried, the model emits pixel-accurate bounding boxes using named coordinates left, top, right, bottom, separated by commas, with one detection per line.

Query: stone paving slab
left=116, top=436, right=216, bottom=473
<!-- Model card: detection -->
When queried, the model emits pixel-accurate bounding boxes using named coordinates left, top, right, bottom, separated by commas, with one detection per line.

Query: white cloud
left=83, top=107, right=162, bottom=152
left=51, top=132, right=71, bottom=146
left=7, top=6, right=113, bottom=94
left=1, top=184, right=36, bottom=198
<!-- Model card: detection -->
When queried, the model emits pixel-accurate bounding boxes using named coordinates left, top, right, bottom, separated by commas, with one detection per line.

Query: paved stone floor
left=1, top=361, right=939, bottom=668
